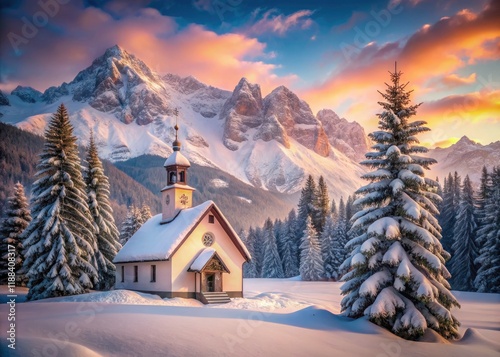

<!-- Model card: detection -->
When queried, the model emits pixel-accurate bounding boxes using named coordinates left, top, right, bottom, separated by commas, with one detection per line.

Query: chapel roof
left=113, top=200, right=251, bottom=263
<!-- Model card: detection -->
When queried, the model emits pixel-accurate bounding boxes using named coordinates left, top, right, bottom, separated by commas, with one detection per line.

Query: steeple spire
left=172, top=108, right=181, bottom=152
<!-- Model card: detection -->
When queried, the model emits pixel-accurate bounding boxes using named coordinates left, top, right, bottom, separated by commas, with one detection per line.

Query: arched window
left=169, top=171, right=176, bottom=184
left=179, top=171, right=185, bottom=183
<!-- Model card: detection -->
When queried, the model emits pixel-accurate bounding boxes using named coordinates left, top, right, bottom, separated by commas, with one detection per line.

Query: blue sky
left=1, top=0, right=498, bottom=146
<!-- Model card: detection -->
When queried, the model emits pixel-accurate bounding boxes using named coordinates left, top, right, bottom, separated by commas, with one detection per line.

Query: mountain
left=317, top=109, right=371, bottom=161
left=428, top=136, right=500, bottom=182
left=0, top=45, right=368, bottom=200
left=12, top=86, right=43, bottom=103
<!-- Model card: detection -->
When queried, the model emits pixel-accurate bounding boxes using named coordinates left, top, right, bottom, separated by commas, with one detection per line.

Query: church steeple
left=161, top=110, right=195, bottom=223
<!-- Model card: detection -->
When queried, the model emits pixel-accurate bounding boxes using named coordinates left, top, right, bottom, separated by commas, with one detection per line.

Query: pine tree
left=84, top=132, right=121, bottom=290
left=340, top=67, right=460, bottom=340
left=331, top=198, right=338, bottom=219
left=440, top=172, right=458, bottom=254
left=261, top=219, right=284, bottom=278
left=475, top=167, right=490, bottom=249
left=253, top=226, right=265, bottom=277
left=297, top=175, right=316, bottom=235
left=334, top=198, right=349, bottom=267
left=119, top=205, right=142, bottom=246
left=299, top=216, right=324, bottom=281
left=280, top=213, right=299, bottom=278
left=320, top=215, right=337, bottom=280
left=22, top=104, right=98, bottom=300
left=312, top=176, right=330, bottom=234
left=0, top=182, right=31, bottom=285
left=450, top=175, right=478, bottom=291
left=139, top=204, right=152, bottom=225
left=241, top=229, right=258, bottom=278
left=346, top=195, right=355, bottom=222
left=474, top=166, right=500, bottom=293
left=274, top=219, right=284, bottom=258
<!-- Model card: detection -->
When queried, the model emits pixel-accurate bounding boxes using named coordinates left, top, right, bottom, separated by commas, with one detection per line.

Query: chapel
left=114, top=123, right=251, bottom=304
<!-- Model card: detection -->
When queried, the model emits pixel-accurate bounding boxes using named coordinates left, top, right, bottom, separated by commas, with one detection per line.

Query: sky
left=0, top=0, right=499, bottom=147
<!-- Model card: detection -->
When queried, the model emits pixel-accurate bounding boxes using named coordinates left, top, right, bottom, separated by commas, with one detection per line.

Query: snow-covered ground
left=1, top=279, right=499, bottom=356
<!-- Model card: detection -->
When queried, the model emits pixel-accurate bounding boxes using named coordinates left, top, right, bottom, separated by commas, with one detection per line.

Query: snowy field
left=1, top=279, right=499, bottom=357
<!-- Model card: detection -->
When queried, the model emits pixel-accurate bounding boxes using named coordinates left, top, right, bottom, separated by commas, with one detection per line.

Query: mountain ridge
left=1, top=45, right=368, bottom=198
left=428, top=135, right=500, bottom=182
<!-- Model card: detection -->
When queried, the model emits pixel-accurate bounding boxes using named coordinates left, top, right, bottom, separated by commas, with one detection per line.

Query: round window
left=202, top=233, right=214, bottom=247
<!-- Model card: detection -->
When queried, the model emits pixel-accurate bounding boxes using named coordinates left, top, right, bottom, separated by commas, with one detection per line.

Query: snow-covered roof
left=188, top=248, right=230, bottom=273
left=163, top=151, right=190, bottom=167
left=113, top=200, right=251, bottom=263
left=190, top=248, right=216, bottom=271
left=160, top=183, right=196, bottom=192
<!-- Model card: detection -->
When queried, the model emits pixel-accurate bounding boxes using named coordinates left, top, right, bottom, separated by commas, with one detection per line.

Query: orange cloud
left=0, top=2, right=296, bottom=94
left=301, top=0, right=500, bottom=145
left=420, top=90, right=500, bottom=122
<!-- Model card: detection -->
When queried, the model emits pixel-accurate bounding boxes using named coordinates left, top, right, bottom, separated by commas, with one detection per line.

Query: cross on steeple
left=172, top=108, right=181, bottom=152
left=161, top=108, right=195, bottom=223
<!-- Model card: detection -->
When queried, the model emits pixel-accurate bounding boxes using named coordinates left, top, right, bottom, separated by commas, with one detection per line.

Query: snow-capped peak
left=3, top=47, right=368, bottom=199
left=11, top=85, right=43, bottom=103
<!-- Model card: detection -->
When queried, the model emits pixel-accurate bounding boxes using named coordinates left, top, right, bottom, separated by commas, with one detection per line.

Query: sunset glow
left=1, top=0, right=499, bottom=146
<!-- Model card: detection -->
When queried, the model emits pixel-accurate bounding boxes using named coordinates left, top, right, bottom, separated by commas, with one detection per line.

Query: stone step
left=200, top=292, right=231, bottom=304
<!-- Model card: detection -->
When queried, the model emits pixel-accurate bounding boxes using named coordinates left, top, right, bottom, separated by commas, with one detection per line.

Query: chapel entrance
left=203, top=272, right=222, bottom=292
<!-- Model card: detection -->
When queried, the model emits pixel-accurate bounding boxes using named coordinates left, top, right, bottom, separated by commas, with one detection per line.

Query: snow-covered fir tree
left=440, top=172, right=459, bottom=254
left=450, top=175, right=478, bottom=291
left=279, top=211, right=299, bottom=278
left=299, top=216, right=324, bottom=281
left=334, top=198, right=350, bottom=271
left=84, top=132, right=121, bottom=290
left=331, top=198, right=338, bottom=219
left=274, top=219, right=284, bottom=258
left=297, top=175, right=316, bottom=234
left=340, top=67, right=460, bottom=340
left=241, top=229, right=258, bottom=278
left=320, top=215, right=337, bottom=280
left=261, top=219, right=284, bottom=278
left=119, top=205, right=142, bottom=246
left=345, top=195, right=355, bottom=222
left=138, top=204, right=152, bottom=225
left=474, top=166, right=500, bottom=293
left=22, top=104, right=98, bottom=300
left=0, top=182, right=31, bottom=285
left=312, top=176, right=330, bottom=234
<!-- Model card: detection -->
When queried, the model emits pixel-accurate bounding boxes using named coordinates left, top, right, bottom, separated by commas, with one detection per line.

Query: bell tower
left=161, top=113, right=195, bottom=223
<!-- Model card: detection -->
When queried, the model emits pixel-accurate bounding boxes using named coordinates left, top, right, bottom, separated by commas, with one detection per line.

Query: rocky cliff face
left=317, top=109, right=370, bottom=161
left=40, top=45, right=170, bottom=125
left=163, top=74, right=231, bottom=119
left=220, top=79, right=330, bottom=157
left=220, top=78, right=264, bottom=150
left=264, top=86, right=330, bottom=157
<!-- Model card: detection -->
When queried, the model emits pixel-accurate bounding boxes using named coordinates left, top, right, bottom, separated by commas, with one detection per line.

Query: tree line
left=439, top=167, right=500, bottom=293
left=242, top=175, right=358, bottom=282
